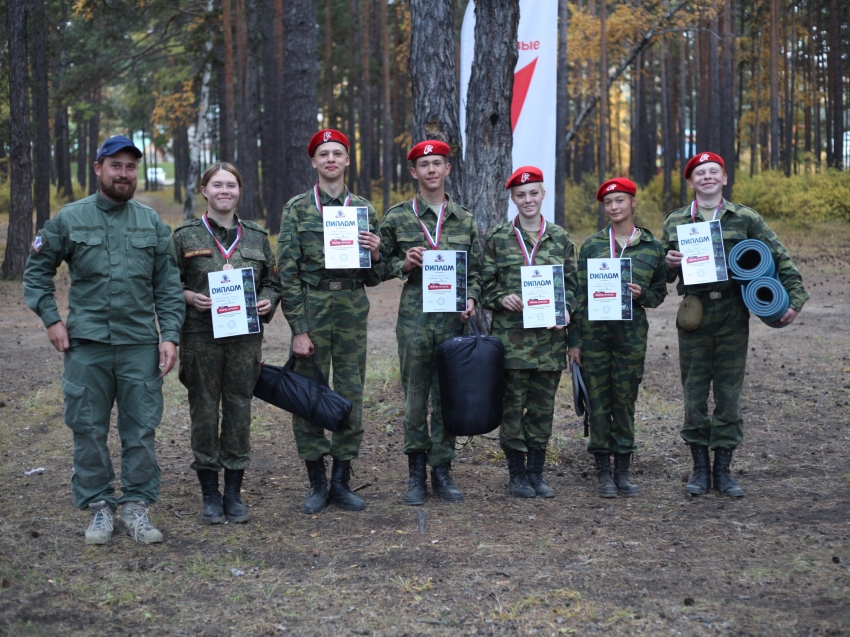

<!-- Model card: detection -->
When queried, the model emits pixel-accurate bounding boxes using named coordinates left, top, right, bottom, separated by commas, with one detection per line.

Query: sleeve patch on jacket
left=31, top=234, right=44, bottom=252
left=184, top=248, right=213, bottom=259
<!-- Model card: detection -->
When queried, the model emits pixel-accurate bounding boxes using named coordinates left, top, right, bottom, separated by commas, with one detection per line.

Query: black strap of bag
left=285, top=354, right=329, bottom=421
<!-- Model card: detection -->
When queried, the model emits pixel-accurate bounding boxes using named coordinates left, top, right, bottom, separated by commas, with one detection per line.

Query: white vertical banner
left=460, top=0, right=559, bottom=223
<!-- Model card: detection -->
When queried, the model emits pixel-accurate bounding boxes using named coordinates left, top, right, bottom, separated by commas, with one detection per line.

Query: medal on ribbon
left=314, top=183, right=351, bottom=214
left=513, top=217, right=546, bottom=266
left=609, top=225, right=637, bottom=258
left=412, top=196, right=446, bottom=249
left=202, top=213, right=241, bottom=269
left=690, top=199, right=722, bottom=223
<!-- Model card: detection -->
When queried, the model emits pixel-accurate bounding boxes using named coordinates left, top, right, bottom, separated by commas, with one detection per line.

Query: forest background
left=0, top=0, right=849, bottom=277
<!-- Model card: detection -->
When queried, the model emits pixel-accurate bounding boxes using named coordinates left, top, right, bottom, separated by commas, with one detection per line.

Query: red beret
left=308, top=129, right=349, bottom=156
left=596, top=177, right=637, bottom=202
left=505, top=166, right=544, bottom=190
left=684, top=152, right=725, bottom=178
left=407, top=140, right=451, bottom=162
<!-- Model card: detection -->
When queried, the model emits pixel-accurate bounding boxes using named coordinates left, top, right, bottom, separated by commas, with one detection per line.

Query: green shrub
left=731, top=169, right=850, bottom=223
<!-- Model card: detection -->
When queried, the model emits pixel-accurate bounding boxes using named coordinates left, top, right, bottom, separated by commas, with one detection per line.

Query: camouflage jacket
left=277, top=186, right=383, bottom=335
left=661, top=199, right=809, bottom=311
left=482, top=220, right=578, bottom=370
left=570, top=226, right=667, bottom=349
left=173, top=215, right=281, bottom=341
left=23, top=193, right=184, bottom=345
left=379, top=193, right=482, bottom=310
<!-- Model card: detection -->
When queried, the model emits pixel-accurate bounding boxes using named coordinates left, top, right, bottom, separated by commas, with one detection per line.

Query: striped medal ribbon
left=609, top=225, right=637, bottom=258
left=202, top=213, right=242, bottom=269
left=690, top=199, right=721, bottom=223
left=412, top=196, right=446, bottom=249
left=314, top=183, right=351, bottom=214
left=513, top=217, right=546, bottom=266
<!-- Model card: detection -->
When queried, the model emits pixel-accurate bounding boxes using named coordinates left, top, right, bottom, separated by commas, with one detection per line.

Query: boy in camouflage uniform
left=379, top=140, right=481, bottom=506
left=482, top=166, right=578, bottom=498
left=569, top=178, right=667, bottom=498
left=662, top=152, right=809, bottom=497
left=277, top=129, right=383, bottom=514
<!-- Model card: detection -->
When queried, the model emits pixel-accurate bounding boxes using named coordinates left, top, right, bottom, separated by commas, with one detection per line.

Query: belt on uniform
left=696, top=289, right=739, bottom=302
left=312, top=279, right=363, bottom=291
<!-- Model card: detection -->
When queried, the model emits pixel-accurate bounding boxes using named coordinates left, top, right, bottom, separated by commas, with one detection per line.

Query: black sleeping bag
left=437, top=318, right=506, bottom=437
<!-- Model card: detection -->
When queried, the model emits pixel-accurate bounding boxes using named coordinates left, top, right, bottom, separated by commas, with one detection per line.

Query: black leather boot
left=504, top=449, right=536, bottom=498
left=594, top=453, right=617, bottom=498
left=403, top=452, right=427, bottom=506
left=223, top=468, right=251, bottom=523
left=713, top=448, right=745, bottom=497
left=196, top=469, right=225, bottom=524
left=526, top=448, right=555, bottom=498
left=613, top=453, right=640, bottom=497
left=329, top=459, right=366, bottom=511
left=431, top=462, right=464, bottom=502
left=303, top=458, right=329, bottom=514
left=685, top=444, right=711, bottom=495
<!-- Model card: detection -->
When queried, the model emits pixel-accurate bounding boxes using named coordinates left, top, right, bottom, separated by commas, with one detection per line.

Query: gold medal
left=222, top=263, right=234, bottom=270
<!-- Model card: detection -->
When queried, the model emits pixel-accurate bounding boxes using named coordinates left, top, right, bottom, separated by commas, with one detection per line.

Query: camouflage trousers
left=290, top=285, right=369, bottom=462
left=678, top=297, right=749, bottom=450
left=396, top=308, right=464, bottom=467
left=500, top=369, right=562, bottom=453
left=179, top=337, right=262, bottom=471
left=583, top=314, right=648, bottom=455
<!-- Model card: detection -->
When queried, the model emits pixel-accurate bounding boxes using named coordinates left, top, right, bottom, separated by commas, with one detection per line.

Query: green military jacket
left=23, top=193, right=184, bottom=345
left=379, top=193, right=482, bottom=318
left=173, top=215, right=282, bottom=342
left=570, top=226, right=668, bottom=349
left=277, top=186, right=382, bottom=335
left=481, top=220, right=578, bottom=370
left=661, top=199, right=809, bottom=311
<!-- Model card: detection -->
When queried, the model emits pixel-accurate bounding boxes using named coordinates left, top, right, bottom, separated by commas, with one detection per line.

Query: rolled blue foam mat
left=741, top=277, right=790, bottom=328
left=728, top=239, right=776, bottom=280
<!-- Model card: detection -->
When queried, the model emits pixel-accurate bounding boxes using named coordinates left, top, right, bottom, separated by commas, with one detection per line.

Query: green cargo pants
left=61, top=342, right=163, bottom=510
left=678, top=297, right=749, bottom=450
left=178, top=338, right=262, bottom=471
left=583, top=314, right=649, bottom=455
left=500, top=369, right=562, bottom=453
left=290, top=285, right=369, bottom=462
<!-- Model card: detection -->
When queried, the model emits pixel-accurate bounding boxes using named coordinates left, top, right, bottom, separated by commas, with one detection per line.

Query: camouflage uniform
left=173, top=216, right=281, bottom=471
left=23, top=193, right=185, bottom=510
left=379, top=194, right=482, bottom=467
left=571, top=227, right=667, bottom=455
left=662, top=200, right=809, bottom=449
left=481, top=221, right=578, bottom=452
left=277, top=187, right=383, bottom=461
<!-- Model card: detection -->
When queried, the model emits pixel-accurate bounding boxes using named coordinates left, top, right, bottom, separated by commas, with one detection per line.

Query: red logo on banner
left=511, top=57, right=539, bottom=132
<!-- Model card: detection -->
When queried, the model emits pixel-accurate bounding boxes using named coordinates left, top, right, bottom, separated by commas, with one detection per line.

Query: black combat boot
left=713, top=448, right=745, bottom=497
left=329, top=459, right=366, bottom=511
left=504, top=449, right=536, bottom=498
left=196, top=469, right=225, bottom=524
left=403, top=452, right=427, bottom=506
left=594, top=453, right=617, bottom=498
left=685, top=444, right=711, bottom=496
left=223, top=468, right=251, bottom=523
left=526, top=448, right=555, bottom=498
left=613, top=453, right=640, bottom=497
left=303, top=458, right=329, bottom=514
left=431, top=462, right=464, bottom=502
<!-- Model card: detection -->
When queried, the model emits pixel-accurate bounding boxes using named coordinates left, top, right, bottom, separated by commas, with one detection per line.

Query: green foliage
left=732, top=170, right=850, bottom=224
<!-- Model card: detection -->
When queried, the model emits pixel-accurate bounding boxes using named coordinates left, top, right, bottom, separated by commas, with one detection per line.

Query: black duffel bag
left=571, top=362, right=592, bottom=437
left=437, top=318, right=506, bottom=437
left=253, top=355, right=352, bottom=432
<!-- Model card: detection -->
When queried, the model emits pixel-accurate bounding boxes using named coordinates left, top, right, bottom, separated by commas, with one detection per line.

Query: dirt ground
left=0, top=194, right=848, bottom=636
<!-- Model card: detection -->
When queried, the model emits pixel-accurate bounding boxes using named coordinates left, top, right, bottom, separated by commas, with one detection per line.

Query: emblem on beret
left=700, top=153, right=710, bottom=162
left=606, top=184, right=617, bottom=191
left=323, top=131, right=332, bottom=142
left=424, top=144, right=433, bottom=154
left=521, top=172, right=530, bottom=183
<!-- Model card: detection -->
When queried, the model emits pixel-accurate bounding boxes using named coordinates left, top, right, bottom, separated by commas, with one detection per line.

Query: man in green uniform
left=277, top=129, right=383, bottom=514
left=23, top=135, right=185, bottom=544
left=379, top=140, right=481, bottom=505
left=662, top=152, right=809, bottom=497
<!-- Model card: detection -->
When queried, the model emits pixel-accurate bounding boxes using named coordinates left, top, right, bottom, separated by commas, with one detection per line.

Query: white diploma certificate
left=322, top=206, right=371, bottom=269
left=521, top=265, right=569, bottom=329
left=422, top=250, right=467, bottom=312
left=676, top=220, right=729, bottom=285
left=587, top=258, right=633, bottom=321
left=208, top=267, right=261, bottom=339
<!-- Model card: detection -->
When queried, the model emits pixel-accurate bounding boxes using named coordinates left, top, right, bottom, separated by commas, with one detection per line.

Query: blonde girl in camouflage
left=568, top=178, right=667, bottom=499
left=173, top=163, right=281, bottom=524
left=482, top=166, right=579, bottom=498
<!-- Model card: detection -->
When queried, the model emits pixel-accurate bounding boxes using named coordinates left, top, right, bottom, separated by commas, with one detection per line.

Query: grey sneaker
left=85, top=500, right=114, bottom=545
left=117, top=501, right=163, bottom=544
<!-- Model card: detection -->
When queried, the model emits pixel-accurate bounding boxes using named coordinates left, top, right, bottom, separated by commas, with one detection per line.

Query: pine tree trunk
left=261, top=0, right=284, bottom=232
left=2, top=0, right=34, bottom=279
left=769, top=0, right=780, bottom=169
left=76, top=113, right=87, bottom=189
left=358, top=0, right=373, bottom=199
left=828, top=0, right=843, bottom=168
left=380, top=0, right=392, bottom=214
left=597, top=0, right=608, bottom=230
left=632, top=51, right=646, bottom=185
left=660, top=36, right=672, bottom=212
left=719, top=0, right=735, bottom=197
left=784, top=4, right=796, bottom=177
left=646, top=46, right=657, bottom=184
left=554, top=0, right=568, bottom=227
left=30, top=0, right=50, bottom=229
left=236, top=0, right=262, bottom=220
left=323, top=0, right=334, bottom=124
left=460, top=0, right=519, bottom=240
left=678, top=34, right=687, bottom=206
left=87, top=92, right=100, bottom=196
left=54, top=106, right=73, bottom=200
left=409, top=0, right=463, bottom=200
left=222, top=0, right=236, bottom=162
